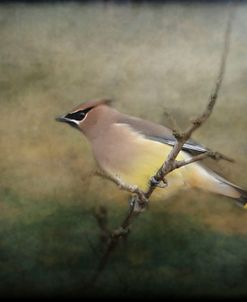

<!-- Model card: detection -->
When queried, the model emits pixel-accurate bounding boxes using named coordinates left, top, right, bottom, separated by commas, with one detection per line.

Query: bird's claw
left=150, top=176, right=167, bottom=188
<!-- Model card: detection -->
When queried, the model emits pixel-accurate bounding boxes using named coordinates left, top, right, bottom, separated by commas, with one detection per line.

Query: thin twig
left=174, top=151, right=234, bottom=170
left=163, top=107, right=182, bottom=133
left=95, top=170, right=148, bottom=206
left=88, top=201, right=139, bottom=286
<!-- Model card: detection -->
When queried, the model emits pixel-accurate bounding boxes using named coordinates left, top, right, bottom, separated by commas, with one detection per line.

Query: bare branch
left=95, top=169, right=148, bottom=206
left=87, top=2, right=235, bottom=289
left=88, top=201, right=140, bottom=286
left=174, top=151, right=234, bottom=170
left=145, top=2, right=235, bottom=195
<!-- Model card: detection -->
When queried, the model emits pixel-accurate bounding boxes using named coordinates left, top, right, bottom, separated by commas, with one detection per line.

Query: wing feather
left=117, top=115, right=209, bottom=155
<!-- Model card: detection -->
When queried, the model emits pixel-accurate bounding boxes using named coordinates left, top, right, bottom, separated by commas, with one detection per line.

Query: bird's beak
left=55, top=114, right=79, bottom=129
left=55, top=115, right=67, bottom=123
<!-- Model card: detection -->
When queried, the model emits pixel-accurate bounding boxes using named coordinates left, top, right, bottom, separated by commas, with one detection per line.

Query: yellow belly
left=107, top=138, right=189, bottom=200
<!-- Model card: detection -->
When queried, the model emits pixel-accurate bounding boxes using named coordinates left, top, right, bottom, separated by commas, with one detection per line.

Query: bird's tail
left=185, top=161, right=247, bottom=208
left=229, top=185, right=247, bottom=208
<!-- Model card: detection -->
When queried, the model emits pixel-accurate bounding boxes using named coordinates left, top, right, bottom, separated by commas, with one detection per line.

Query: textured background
left=0, top=1, right=247, bottom=298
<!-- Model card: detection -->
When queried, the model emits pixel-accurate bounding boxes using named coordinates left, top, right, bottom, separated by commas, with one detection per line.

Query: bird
left=56, top=98, right=247, bottom=207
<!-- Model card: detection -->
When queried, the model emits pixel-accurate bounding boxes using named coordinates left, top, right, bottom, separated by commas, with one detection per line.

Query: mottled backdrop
left=0, top=1, right=247, bottom=298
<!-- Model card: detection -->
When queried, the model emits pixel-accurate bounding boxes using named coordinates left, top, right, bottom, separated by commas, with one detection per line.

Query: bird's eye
left=78, top=111, right=85, bottom=119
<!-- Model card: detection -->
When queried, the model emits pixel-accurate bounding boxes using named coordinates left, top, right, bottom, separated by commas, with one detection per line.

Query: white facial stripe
left=63, top=117, right=80, bottom=125
left=70, top=109, right=81, bottom=114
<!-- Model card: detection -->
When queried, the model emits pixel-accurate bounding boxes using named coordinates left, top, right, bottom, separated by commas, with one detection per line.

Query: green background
left=0, top=1, right=247, bottom=298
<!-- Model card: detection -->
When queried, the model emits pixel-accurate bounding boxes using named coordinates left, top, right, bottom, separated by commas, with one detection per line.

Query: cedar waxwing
left=56, top=99, right=247, bottom=207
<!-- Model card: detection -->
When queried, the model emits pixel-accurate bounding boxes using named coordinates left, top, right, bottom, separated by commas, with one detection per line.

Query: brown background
left=0, top=1, right=247, bottom=298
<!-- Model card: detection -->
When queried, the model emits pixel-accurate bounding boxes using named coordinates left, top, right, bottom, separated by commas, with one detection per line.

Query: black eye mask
left=65, top=107, right=93, bottom=121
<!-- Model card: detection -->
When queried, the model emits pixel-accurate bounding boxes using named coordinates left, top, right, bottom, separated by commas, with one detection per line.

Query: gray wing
left=118, top=114, right=209, bottom=155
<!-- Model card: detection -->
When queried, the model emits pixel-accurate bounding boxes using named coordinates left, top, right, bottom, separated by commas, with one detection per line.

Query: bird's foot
left=150, top=176, right=168, bottom=188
